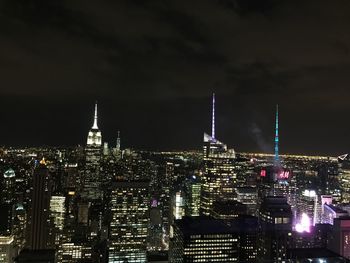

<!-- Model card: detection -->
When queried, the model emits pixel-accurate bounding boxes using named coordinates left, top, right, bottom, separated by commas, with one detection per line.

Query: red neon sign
left=277, top=170, right=290, bottom=180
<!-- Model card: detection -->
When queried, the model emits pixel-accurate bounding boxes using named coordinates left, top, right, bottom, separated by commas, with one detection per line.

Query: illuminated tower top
left=87, top=102, right=102, bottom=146
left=92, top=102, right=98, bottom=130
left=116, top=131, right=121, bottom=151
left=212, top=93, right=215, bottom=140
left=274, top=104, right=279, bottom=163
left=203, top=93, right=235, bottom=159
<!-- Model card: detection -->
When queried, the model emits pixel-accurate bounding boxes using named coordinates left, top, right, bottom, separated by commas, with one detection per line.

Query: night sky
left=1, top=0, right=350, bottom=155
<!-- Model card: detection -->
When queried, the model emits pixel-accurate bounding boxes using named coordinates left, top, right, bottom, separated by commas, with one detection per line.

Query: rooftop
left=175, top=216, right=259, bottom=237
left=287, top=248, right=350, bottom=262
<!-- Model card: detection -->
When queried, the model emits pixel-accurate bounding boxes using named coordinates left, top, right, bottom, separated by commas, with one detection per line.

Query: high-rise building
left=258, top=196, right=292, bottom=263
left=236, top=187, right=258, bottom=216
left=86, top=102, right=102, bottom=147
left=339, top=154, right=350, bottom=203
left=2, top=168, right=16, bottom=204
left=212, top=200, right=247, bottom=220
left=103, top=142, right=109, bottom=156
left=61, top=242, right=92, bottom=263
left=114, top=131, right=122, bottom=158
left=292, top=223, right=331, bottom=249
left=184, top=175, right=201, bottom=217
left=27, top=160, right=51, bottom=250
left=12, top=204, right=26, bottom=252
left=49, top=196, right=66, bottom=262
left=328, top=217, right=350, bottom=259
left=169, top=216, right=258, bottom=263
left=159, top=162, right=173, bottom=248
left=0, top=204, right=12, bottom=236
left=84, top=102, right=103, bottom=200
left=258, top=165, right=296, bottom=216
left=172, top=191, right=185, bottom=221
left=321, top=204, right=348, bottom=225
left=108, top=181, right=149, bottom=263
left=297, top=189, right=318, bottom=226
left=0, top=235, right=15, bottom=263
left=200, top=93, right=236, bottom=216
left=50, top=196, right=66, bottom=231
left=148, top=206, right=163, bottom=252
left=14, top=249, right=55, bottom=263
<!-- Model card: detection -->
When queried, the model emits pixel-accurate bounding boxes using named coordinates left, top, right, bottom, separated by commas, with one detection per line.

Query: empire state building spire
left=87, top=102, right=102, bottom=146
left=92, top=102, right=98, bottom=129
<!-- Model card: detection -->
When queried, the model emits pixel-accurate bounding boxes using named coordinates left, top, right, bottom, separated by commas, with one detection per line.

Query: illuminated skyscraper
left=108, top=181, right=149, bottom=263
left=84, top=102, right=103, bottom=199
left=87, top=102, right=102, bottom=147
left=159, top=161, right=173, bottom=247
left=113, top=131, right=122, bottom=159
left=49, top=196, right=65, bottom=232
left=172, top=191, right=185, bottom=220
left=169, top=216, right=258, bottom=263
left=49, top=196, right=66, bottom=262
left=236, top=187, right=258, bottom=216
left=0, top=235, right=15, bottom=263
left=2, top=168, right=16, bottom=204
left=257, top=107, right=297, bottom=214
left=12, top=204, right=26, bottom=252
left=200, top=93, right=236, bottom=216
left=339, top=154, right=350, bottom=203
left=184, top=175, right=201, bottom=217
left=297, top=189, right=318, bottom=226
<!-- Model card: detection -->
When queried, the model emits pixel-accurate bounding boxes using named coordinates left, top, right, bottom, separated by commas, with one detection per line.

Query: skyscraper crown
left=92, top=102, right=98, bottom=130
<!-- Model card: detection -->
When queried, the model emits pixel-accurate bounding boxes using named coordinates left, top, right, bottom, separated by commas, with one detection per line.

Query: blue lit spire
left=212, top=93, right=215, bottom=139
left=274, top=104, right=279, bottom=163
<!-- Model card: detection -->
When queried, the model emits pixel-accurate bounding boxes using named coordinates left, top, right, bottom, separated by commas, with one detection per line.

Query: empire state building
left=83, top=102, right=103, bottom=200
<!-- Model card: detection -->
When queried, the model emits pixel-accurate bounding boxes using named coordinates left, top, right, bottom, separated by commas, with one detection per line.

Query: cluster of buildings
left=1, top=95, right=350, bottom=262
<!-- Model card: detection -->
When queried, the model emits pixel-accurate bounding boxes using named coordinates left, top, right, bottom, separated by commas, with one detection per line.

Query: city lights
left=295, top=213, right=311, bottom=233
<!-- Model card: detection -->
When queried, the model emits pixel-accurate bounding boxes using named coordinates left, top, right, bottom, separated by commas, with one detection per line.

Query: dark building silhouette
left=14, top=249, right=55, bottom=263
left=287, top=248, right=350, bottom=262
left=258, top=196, right=292, bottom=263
left=27, top=160, right=51, bottom=250
left=212, top=200, right=248, bottom=219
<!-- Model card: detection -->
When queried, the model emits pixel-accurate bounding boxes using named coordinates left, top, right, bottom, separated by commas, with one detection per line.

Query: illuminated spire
left=92, top=102, right=98, bottom=129
left=40, top=157, right=46, bottom=166
left=116, top=131, right=121, bottom=151
left=274, top=104, right=279, bottom=163
left=212, top=93, right=215, bottom=139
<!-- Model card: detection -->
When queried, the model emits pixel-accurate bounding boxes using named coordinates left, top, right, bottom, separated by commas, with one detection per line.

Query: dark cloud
left=0, top=0, right=350, bottom=155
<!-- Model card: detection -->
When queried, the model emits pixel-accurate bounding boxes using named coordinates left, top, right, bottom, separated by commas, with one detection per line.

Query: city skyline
left=4, top=1, right=350, bottom=262
left=1, top=1, right=350, bottom=155
left=0, top=95, right=348, bottom=157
